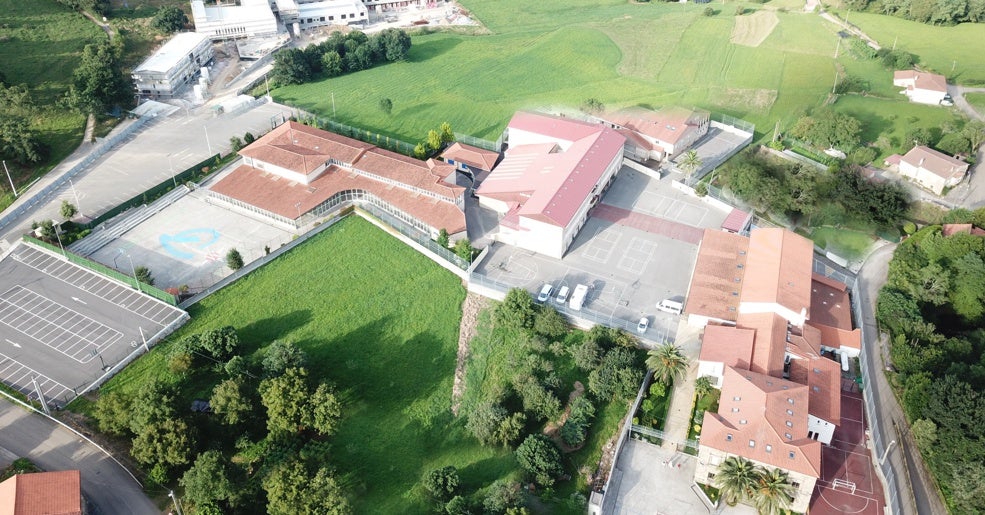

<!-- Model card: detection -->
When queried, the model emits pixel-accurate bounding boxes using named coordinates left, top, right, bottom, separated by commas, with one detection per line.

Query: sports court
left=810, top=389, right=885, bottom=515
left=0, top=243, right=187, bottom=407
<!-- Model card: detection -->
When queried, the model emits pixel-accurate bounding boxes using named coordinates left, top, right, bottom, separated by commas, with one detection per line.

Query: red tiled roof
left=0, top=470, right=82, bottom=515
left=239, top=121, right=373, bottom=174
left=739, top=228, right=814, bottom=318
left=721, top=208, right=751, bottom=233
left=901, top=145, right=969, bottom=181
left=353, top=150, right=463, bottom=199
left=809, top=276, right=853, bottom=331
left=684, top=229, right=749, bottom=322
left=210, top=164, right=466, bottom=233
left=893, top=70, right=947, bottom=93
left=477, top=112, right=625, bottom=227
left=791, top=356, right=842, bottom=426
left=736, top=312, right=788, bottom=377
left=699, top=325, right=754, bottom=368
left=440, top=142, right=500, bottom=171
left=807, top=322, right=861, bottom=352
left=703, top=367, right=821, bottom=478
left=883, top=154, right=902, bottom=166
left=604, top=107, right=709, bottom=146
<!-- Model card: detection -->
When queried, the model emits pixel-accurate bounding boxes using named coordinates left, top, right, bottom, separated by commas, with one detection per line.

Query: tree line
left=875, top=214, right=985, bottom=513
left=846, top=0, right=985, bottom=25
left=271, top=29, right=412, bottom=86
left=94, top=328, right=349, bottom=514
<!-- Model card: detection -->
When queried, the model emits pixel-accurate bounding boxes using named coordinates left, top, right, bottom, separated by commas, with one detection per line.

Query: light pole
left=69, top=179, right=81, bottom=216
left=168, top=491, right=184, bottom=515
left=168, top=153, right=177, bottom=187
left=126, top=253, right=142, bottom=293
left=53, top=225, right=67, bottom=258
left=2, top=160, right=17, bottom=197
left=879, top=439, right=897, bottom=465
left=204, top=125, right=213, bottom=155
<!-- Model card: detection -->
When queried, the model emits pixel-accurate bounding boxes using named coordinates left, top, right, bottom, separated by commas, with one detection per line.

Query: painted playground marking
left=160, top=228, right=219, bottom=260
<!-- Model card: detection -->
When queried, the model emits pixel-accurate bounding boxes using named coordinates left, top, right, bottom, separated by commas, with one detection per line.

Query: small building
left=475, top=112, right=625, bottom=259
left=274, top=0, right=368, bottom=30
left=896, top=145, right=968, bottom=195
left=893, top=70, right=948, bottom=105
left=361, top=0, right=424, bottom=13
left=440, top=142, right=500, bottom=175
left=599, top=106, right=710, bottom=161
left=132, top=32, right=214, bottom=99
left=191, top=0, right=279, bottom=41
left=0, top=470, right=84, bottom=515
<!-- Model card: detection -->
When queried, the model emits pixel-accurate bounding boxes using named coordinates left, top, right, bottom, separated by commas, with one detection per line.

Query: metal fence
left=0, top=116, right=151, bottom=233
left=711, top=113, right=755, bottom=135
left=358, top=203, right=470, bottom=270
left=291, top=108, right=418, bottom=156
left=454, top=132, right=504, bottom=152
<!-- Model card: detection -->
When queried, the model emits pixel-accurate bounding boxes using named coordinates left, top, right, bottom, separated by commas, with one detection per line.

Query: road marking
left=5, top=339, right=21, bottom=348
left=71, top=296, right=87, bottom=305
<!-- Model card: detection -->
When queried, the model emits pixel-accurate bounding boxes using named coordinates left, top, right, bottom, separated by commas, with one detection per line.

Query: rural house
left=892, top=70, right=948, bottom=105
left=0, top=470, right=84, bottom=515
left=598, top=106, right=710, bottom=161
left=888, top=145, right=968, bottom=195
left=475, top=112, right=625, bottom=259
left=131, top=32, right=214, bottom=99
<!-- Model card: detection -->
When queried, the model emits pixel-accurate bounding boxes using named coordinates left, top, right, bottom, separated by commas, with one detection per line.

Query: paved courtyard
left=604, top=440, right=711, bottom=515
left=88, top=192, right=294, bottom=293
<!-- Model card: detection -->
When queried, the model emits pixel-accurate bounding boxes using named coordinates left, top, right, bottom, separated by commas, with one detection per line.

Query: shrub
left=134, top=266, right=154, bottom=286
left=423, top=466, right=460, bottom=501
left=515, top=434, right=564, bottom=486
left=694, top=183, right=708, bottom=197
left=903, top=221, right=917, bottom=235
left=703, top=7, right=715, bottom=16
left=226, top=248, right=244, bottom=270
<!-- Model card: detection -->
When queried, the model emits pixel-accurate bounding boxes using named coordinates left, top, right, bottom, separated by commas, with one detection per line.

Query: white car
left=637, top=316, right=649, bottom=334
left=555, top=285, right=570, bottom=304
left=536, top=283, right=553, bottom=303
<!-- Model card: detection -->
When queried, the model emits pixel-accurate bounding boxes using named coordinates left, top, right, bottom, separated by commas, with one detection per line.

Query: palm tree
left=694, top=376, right=714, bottom=399
left=713, top=456, right=760, bottom=507
left=679, top=150, right=702, bottom=184
left=752, top=468, right=797, bottom=515
left=645, top=344, right=690, bottom=384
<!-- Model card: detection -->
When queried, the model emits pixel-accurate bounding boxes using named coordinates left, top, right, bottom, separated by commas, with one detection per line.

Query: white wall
left=516, top=216, right=564, bottom=258
left=739, top=301, right=806, bottom=327
left=908, top=89, right=946, bottom=105
left=807, top=414, right=835, bottom=445
left=899, top=161, right=947, bottom=194
left=697, top=361, right=724, bottom=388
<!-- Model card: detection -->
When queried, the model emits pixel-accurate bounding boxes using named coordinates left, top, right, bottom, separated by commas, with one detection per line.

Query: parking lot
left=0, top=243, right=186, bottom=407
left=473, top=168, right=729, bottom=342
left=88, top=192, right=294, bottom=293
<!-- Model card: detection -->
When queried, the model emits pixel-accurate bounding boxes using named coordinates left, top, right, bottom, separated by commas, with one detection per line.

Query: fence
left=629, top=424, right=699, bottom=452
left=454, top=132, right=504, bottom=152
left=0, top=116, right=151, bottom=234
left=711, top=113, right=755, bottom=135
left=86, top=154, right=220, bottom=228
left=291, top=108, right=419, bottom=156
left=22, top=236, right=177, bottom=305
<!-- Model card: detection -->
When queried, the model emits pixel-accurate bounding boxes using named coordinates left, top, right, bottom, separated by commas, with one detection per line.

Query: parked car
left=536, top=283, right=553, bottom=303
left=555, top=285, right=570, bottom=304
left=656, top=298, right=684, bottom=315
left=637, top=316, right=649, bottom=334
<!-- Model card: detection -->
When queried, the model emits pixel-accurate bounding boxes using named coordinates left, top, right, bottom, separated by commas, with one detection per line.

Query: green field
left=830, top=94, right=964, bottom=158
left=966, top=92, right=985, bottom=117
left=274, top=0, right=863, bottom=143
left=809, top=226, right=876, bottom=261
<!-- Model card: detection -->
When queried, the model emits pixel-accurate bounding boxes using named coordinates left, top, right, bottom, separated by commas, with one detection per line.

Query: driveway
left=0, top=399, right=157, bottom=514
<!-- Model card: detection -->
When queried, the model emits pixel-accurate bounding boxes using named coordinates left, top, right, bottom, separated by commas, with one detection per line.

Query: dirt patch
left=543, top=381, right=587, bottom=452
left=731, top=10, right=779, bottom=47
left=451, top=292, right=491, bottom=416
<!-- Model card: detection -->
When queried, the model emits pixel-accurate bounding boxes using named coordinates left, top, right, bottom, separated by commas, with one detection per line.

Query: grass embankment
left=810, top=226, right=877, bottom=262
left=965, top=92, right=985, bottom=117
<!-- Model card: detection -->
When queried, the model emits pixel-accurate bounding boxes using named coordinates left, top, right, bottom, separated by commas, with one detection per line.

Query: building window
left=789, top=452, right=796, bottom=459
left=707, top=472, right=716, bottom=480
left=812, top=386, right=821, bottom=392
left=765, top=445, right=772, bottom=453
left=786, top=409, right=794, bottom=415
left=726, top=434, right=733, bottom=441
left=733, top=396, right=740, bottom=401
left=748, top=440, right=755, bottom=448
left=329, top=15, right=334, bottom=20
left=787, top=398, right=795, bottom=405
left=740, top=419, right=747, bottom=425
left=341, top=14, right=346, bottom=19
left=786, top=421, right=793, bottom=427
left=813, top=367, right=821, bottom=373
left=785, top=433, right=793, bottom=440
left=731, top=407, right=739, bottom=413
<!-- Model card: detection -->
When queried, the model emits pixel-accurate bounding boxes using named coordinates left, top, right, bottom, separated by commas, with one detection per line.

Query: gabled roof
left=809, top=275, right=853, bottom=331
left=735, top=312, right=788, bottom=377
left=721, top=208, right=751, bottom=233
left=901, top=145, right=969, bottom=181
left=942, top=223, right=985, bottom=237
left=239, top=121, right=373, bottom=174
left=684, top=229, right=749, bottom=322
left=702, top=367, right=821, bottom=478
left=739, top=228, right=814, bottom=318
left=807, top=322, right=861, bottom=351
left=603, top=107, right=709, bottom=146
left=0, top=471, right=82, bottom=515
left=477, top=112, right=625, bottom=227
left=788, top=356, right=842, bottom=426
left=893, top=70, right=947, bottom=93
left=440, top=142, right=500, bottom=171
left=699, top=325, right=755, bottom=368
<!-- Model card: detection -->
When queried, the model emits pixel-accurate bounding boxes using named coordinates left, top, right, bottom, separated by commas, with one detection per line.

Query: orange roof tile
left=703, top=367, right=821, bottom=477
left=739, top=228, right=814, bottom=318
left=736, top=312, right=788, bottom=377
left=239, top=121, right=373, bottom=173
left=603, top=107, right=709, bottom=146
left=699, top=325, right=755, bottom=368
left=684, top=229, right=749, bottom=322
left=0, top=470, right=82, bottom=515
left=440, top=142, right=500, bottom=171
left=809, top=275, right=854, bottom=331
left=807, top=322, right=861, bottom=352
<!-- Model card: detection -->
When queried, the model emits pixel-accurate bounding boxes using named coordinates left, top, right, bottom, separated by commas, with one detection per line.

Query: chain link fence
left=291, top=108, right=418, bottom=156
left=453, top=132, right=503, bottom=152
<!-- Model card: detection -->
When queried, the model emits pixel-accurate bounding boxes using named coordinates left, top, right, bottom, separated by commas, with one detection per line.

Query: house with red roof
left=895, top=145, right=968, bottom=195
left=440, top=142, right=500, bottom=175
left=599, top=106, right=709, bottom=161
left=687, top=228, right=860, bottom=513
left=210, top=121, right=467, bottom=238
left=475, top=112, right=625, bottom=258
left=0, top=470, right=84, bottom=515
left=893, top=70, right=948, bottom=105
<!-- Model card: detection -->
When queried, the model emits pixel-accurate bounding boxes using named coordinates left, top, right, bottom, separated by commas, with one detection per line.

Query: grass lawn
left=97, top=216, right=513, bottom=513
left=829, top=94, right=964, bottom=159
left=809, top=226, right=876, bottom=261
left=687, top=388, right=721, bottom=445
left=966, top=92, right=985, bottom=117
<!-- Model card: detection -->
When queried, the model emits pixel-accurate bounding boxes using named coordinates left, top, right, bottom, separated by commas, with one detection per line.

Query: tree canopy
left=152, top=6, right=188, bottom=33
left=65, top=40, right=128, bottom=115
left=790, top=109, right=862, bottom=151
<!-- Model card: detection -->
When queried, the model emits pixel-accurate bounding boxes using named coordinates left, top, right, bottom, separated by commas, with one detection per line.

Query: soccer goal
left=832, top=478, right=857, bottom=494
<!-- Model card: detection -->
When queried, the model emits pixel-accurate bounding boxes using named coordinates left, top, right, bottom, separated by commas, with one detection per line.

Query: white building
left=132, top=32, right=214, bottom=99
left=893, top=70, right=948, bottom=105
left=599, top=106, right=709, bottom=161
left=891, top=145, right=969, bottom=195
left=475, top=112, right=625, bottom=259
left=191, top=0, right=279, bottom=41
left=274, top=0, right=368, bottom=30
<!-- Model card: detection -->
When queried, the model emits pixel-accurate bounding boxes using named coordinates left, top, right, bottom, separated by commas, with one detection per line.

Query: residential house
left=893, top=70, right=948, bottom=105
left=131, top=32, right=214, bottom=99
left=440, top=142, right=500, bottom=177
left=210, top=121, right=466, bottom=237
left=0, top=470, right=84, bottom=515
left=599, top=106, right=710, bottom=161
left=474, top=112, right=625, bottom=259
left=893, top=145, right=969, bottom=195
left=688, top=228, right=860, bottom=513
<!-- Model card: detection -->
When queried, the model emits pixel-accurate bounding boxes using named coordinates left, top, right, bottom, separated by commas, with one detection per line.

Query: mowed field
left=97, top=216, right=520, bottom=513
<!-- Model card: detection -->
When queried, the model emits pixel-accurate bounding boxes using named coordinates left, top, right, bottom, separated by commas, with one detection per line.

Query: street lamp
left=168, top=153, right=177, bottom=187
left=879, top=439, right=897, bottom=466
left=126, top=253, right=142, bottom=293
left=204, top=125, right=213, bottom=155
left=168, top=490, right=184, bottom=515
left=2, top=160, right=18, bottom=197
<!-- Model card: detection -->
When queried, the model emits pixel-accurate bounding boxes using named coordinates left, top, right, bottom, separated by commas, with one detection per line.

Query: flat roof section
left=134, top=33, right=210, bottom=74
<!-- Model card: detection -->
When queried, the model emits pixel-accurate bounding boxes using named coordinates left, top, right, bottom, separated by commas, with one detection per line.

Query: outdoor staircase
left=68, top=185, right=190, bottom=256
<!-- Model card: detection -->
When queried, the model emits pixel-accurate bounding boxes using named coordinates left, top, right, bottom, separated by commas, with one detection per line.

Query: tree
left=310, top=382, right=342, bottom=436
left=911, top=418, right=938, bottom=449
left=703, top=6, right=715, bottom=15
left=713, top=456, right=760, bottom=506
left=533, top=306, right=567, bottom=338
left=243, top=132, right=256, bottom=144
left=321, top=51, right=344, bottom=77
left=131, top=418, right=196, bottom=468
left=94, top=390, right=133, bottom=435
left=646, top=344, right=690, bottom=384
left=935, top=133, right=971, bottom=156
left=264, top=460, right=351, bottom=515
left=211, top=377, right=252, bottom=425
left=752, top=468, right=796, bottom=515
left=59, top=200, right=77, bottom=220
left=905, top=127, right=935, bottom=148
left=790, top=109, right=862, bottom=150
left=440, top=122, right=455, bottom=144
left=229, top=136, right=244, bottom=151
left=379, top=97, right=393, bottom=115
left=482, top=481, right=523, bottom=513
left=260, top=367, right=340, bottom=436
left=65, top=40, right=128, bottom=114
left=515, top=434, right=564, bottom=486
left=445, top=496, right=472, bottom=515
left=427, top=129, right=443, bottom=151
left=560, top=396, right=595, bottom=447
left=694, top=376, right=714, bottom=398
left=679, top=150, right=702, bottom=182
left=180, top=450, right=240, bottom=510
left=466, top=400, right=508, bottom=445
left=379, top=28, right=412, bottom=61
left=581, top=98, right=604, bottom=114
left=199, top=326, right=239, bottom=359
left=413, top=143, right=428, bottom=159
left=453, top=238, right=474, bottom=262
left=262, top=340, right=307, bottom=376
left=152, top=6, right=188, bottom=33
left=962, top=120, right=985, bottom=152
left=226, top=248, right=244, bottom=270
left=588, top=347, right=642, bottom=399
left=423, top=466, right=460, bottom=501
left=0, top=116, right=43, bottom=164
left=496, top=288, right=536, bottom=330
left=272, top=49, right=313, bottom=86
left=134, top=266, right=154, bottom=286
left=436, top=228, right=450, bottom=248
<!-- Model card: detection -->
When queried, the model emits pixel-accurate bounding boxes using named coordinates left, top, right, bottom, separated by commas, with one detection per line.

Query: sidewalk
left=660, top=320, right=703, bottom=450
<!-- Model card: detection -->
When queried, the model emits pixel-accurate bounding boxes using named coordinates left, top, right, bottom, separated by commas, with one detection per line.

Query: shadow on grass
left=237, top=309, right=314, bottom=351
left=407, top=36, right=463, bottom=63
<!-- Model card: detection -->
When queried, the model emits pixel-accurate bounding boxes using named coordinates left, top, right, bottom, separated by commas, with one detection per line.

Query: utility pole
left=2, top=160, right=17, bottom=197
left=168, top=153, right=177, bottom=187
left=126, top=254, right=142, bottom=293
left=204, top=125, right=213, bottom=155
left=879, top=439, right=897, bottom=465
left=69, top=179, right=81, bottom=215
left=32, top=376, right=50, bottom=415
left=892, top=35, right=898, bottom=51
left=168, top=491, right=185, bottom=515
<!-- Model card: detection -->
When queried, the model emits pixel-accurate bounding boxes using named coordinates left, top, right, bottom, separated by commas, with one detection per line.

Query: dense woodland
left=271, top=29, right=412, bottom=86
left=875, top=211, right=985, bottom=513
left=845, top=0, right=985, bottom=25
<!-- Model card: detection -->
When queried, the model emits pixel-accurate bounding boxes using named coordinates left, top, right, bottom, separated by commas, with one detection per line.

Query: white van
left=555, top=285, right=570, bottom=304
left=656, top=298, right=684, bottom=315
left=569, top=284, right=589, bottom=311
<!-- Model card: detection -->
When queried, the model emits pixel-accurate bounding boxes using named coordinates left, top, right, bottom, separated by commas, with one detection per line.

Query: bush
left=151, top=6, right=187, bottom=33
left=423, top=466, right=460, bottom=501
left=515, top=434, right=564, bottom=486
left=903, top=221, right=917, bottom=235
left=703, top=7, right=715, bottom=16
left=134, top=266, right=154, bottom=286
left=694, top=183, right=708, bottom=197
left=226, top=248, right=244, bottom=270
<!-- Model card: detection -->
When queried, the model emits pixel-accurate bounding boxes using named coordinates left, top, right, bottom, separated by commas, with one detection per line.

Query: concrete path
left=661, top=361, right=699, bottom=450
left=592, top=203, right=704, bottom=244
left=948, top=85, right=985, bottom=122
left=0, top=398, right=157, bottom=514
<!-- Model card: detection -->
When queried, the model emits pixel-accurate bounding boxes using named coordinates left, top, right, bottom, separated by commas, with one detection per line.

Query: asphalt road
left=856, top=244, right=946, bottom=515
left=0, top=398, right=157, bottom=514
